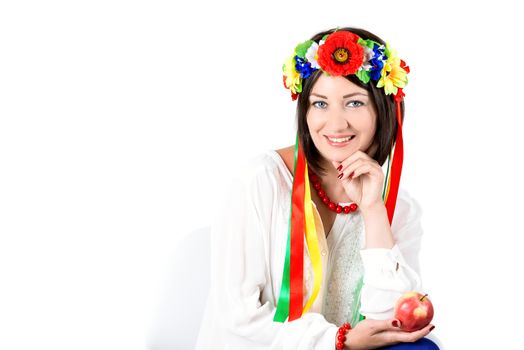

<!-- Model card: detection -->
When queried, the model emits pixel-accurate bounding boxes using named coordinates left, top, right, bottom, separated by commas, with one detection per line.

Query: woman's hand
left=343, top=318, right=435, bottom=349
left=331, top=149, right=384, bottom=211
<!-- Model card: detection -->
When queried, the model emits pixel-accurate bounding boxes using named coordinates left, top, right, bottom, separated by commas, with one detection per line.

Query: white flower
left=360, top=45, right=375, bottom=71
left=306, top=42, right=320, bottom=69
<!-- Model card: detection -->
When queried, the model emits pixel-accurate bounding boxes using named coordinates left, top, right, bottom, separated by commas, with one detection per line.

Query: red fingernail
left=337, top=173, right=343, bottom=179
left=349, top=172, right=354, bottom=179
left=392, top=320, right=400, bottom=328
left=337, top=165, right=343, bottom=171
left=429, top=326, right=435, bottom=331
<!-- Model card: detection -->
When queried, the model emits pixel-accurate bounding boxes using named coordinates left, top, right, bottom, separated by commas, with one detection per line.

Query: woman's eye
left=347, top=100, right=364, bottom=108
left=312, top=101, right=327, bottom=109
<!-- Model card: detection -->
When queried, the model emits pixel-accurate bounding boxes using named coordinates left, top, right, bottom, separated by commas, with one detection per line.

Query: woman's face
left=306, top=73, right=377, bottom=165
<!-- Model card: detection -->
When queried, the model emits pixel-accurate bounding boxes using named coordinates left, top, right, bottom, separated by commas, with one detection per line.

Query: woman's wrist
left=360, top=200, right=386, bottom=217
left=335, top=322, right=351, bottom=350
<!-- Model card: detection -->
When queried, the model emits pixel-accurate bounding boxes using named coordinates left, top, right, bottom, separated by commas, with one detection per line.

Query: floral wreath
left=282, top=30, right=409, bottom=101
left=274, top=29, right=409, bottom=324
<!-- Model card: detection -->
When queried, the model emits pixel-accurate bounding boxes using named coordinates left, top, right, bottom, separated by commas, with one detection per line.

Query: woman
left=196, top=27, right=439, bottom=349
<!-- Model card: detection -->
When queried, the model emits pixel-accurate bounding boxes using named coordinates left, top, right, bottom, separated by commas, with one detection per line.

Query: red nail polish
left=349, top=172, right=354, bottom=178
left=337, top=173, right=343, bottom=179
left=392, top=320, right=399, bottom=328
left=429, top=326, right=435, bottom=331
left=337, top=165, right=343, bottom=171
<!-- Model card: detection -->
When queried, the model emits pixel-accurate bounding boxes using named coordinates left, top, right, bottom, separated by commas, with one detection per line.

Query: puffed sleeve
left=196, top=161, right=338, bottom=349
left=359, top=188, right=424, bottom=320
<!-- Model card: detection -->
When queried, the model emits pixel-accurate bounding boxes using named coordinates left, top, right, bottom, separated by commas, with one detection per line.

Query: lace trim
left=301, top=213, right=365, bottom=325
left=322, top=213, right=364, bottom=325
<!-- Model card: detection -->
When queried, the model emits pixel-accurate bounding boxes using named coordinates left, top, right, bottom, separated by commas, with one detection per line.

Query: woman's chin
left=320, top=147, right=359, bottom=163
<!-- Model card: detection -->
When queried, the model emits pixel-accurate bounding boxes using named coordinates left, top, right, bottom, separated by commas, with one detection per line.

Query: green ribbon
left=273, top=133, right=300, bottom=322
left=350, top=275, right=366, bottom=326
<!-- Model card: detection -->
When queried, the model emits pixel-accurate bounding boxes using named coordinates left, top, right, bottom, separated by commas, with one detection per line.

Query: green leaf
left=295, top=40, right=313, bottom=59
left=358, top=38, right=377, bottom=50
left=356, top=69, right=370, bottom=84
left=296, top=81, right=303, bottom=93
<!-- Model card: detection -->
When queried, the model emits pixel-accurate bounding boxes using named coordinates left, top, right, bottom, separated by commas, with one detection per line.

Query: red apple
left=394, top=291, right=434, bottom=332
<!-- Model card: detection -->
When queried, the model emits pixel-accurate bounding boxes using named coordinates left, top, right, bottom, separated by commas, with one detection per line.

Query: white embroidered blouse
left=196, top=150, right=424, bottom=349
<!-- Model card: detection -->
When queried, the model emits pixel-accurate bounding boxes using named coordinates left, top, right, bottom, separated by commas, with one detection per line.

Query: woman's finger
left=337, top=158, right=367, bottom=180
left=336, top=155, right=380, bottom=180
left=364, top=319, right=401, bottom=334
left=332, top=150, right=374, bottom=174
left=339, top=161, right=381, bottom=183
left=388, top=323, right=435, bottom=343
left=337, top=158, right=365, bottom=180
left=369, top=318, right=403, bottom=333
left=388, top=318, right=403, bottom=330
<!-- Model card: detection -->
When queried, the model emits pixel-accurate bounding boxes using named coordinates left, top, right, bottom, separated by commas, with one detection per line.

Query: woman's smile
left=324, top=135, right=356, bottom=147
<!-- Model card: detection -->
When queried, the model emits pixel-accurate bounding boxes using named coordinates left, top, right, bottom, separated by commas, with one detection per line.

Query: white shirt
left=196, top=150, right=424, bottom=349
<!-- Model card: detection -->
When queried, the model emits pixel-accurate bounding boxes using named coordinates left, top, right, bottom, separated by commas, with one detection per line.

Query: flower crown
left=282, top=30, right=410, bottom=101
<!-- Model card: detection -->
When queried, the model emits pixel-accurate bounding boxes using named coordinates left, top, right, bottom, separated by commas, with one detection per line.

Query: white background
left=1, top=0, right=523, bottom=349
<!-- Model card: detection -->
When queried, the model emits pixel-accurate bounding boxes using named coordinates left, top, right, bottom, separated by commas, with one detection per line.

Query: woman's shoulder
left=232, top=146, right=294, bottom=188
left=218, top=148, right=293, bottom=209
left=274, top=146, right=295, bottom=175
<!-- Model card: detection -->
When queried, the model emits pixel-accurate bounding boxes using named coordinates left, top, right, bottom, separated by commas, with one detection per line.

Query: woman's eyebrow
left=343, top=92, right=368, bottom=98
left=310, top=92, right=368, bottom=99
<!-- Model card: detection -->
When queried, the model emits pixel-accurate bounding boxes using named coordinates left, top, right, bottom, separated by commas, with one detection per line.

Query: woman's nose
left=326, top=109, right=350, bottom=129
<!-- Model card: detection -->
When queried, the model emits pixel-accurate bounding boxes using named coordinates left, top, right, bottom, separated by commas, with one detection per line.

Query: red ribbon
left=289, top=139, right=305, bottom=320
left=385, top=99, right=404, bottom=224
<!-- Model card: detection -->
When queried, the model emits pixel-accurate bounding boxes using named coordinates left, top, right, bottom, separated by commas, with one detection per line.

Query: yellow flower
left=377, top=43, right=408, bottom=95
left=282, top=54, right=302, bottom=94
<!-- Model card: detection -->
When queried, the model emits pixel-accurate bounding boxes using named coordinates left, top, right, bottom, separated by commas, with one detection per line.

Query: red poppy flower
left=317, top=31, right=364, bottom=76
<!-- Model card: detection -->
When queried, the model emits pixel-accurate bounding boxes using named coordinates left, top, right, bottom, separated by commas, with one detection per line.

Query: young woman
left=196, top=27, right=439, bottom=349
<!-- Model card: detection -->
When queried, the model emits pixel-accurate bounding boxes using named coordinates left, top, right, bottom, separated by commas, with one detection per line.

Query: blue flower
left=295, top=55, right=317, bottom=79
left=369, top=44, right=385, bottom=81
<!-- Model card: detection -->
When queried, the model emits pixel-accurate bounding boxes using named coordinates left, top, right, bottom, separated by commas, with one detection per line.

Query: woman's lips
left=325, top=135, right=355, bottom=147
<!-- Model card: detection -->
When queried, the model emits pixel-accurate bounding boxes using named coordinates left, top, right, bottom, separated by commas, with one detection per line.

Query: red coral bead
left=310, top=173, right=318, bottom=182
left=328, top=202, right=336, bottom=210
left=322, top=196, right=330, bottom=204
left=343, top=206, right=351, bottom=214
left=349, top=203, right=358, bottom=212
left=313, top=182, right=321, bottom=190
left=337, top=334, right=346, bottom=341
left=336, top=342, right=344, bottom=350
left=317, top=189, right=325, bottom=197
left=336, top=205, right=342, bottom=213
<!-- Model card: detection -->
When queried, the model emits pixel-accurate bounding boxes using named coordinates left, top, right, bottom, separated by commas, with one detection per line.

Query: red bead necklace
left=309, top=170, right=358, bottom=214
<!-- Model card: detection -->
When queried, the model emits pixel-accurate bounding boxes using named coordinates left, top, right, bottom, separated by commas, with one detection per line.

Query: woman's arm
left=334, top=188, right=435, bottom=348
left=361, top=200, right=395, bottom=249
left=359, top=188, right=424, bottom=320
left=198, top=162, right=339, bottom=349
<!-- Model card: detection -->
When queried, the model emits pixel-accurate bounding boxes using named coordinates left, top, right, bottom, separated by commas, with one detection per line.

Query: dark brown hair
left=296, top=27, right=405, bottom=177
